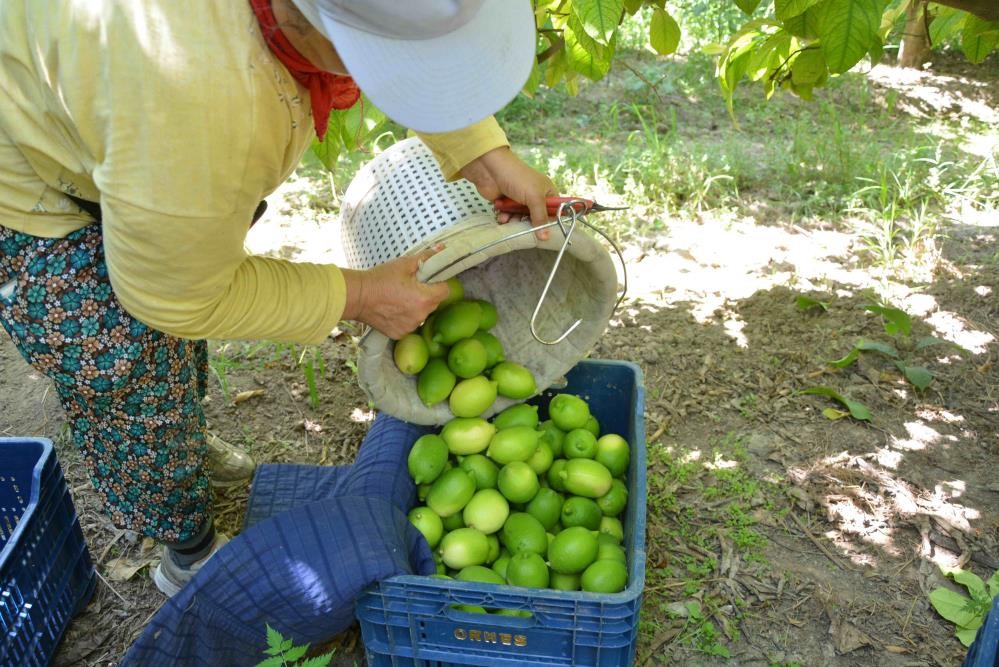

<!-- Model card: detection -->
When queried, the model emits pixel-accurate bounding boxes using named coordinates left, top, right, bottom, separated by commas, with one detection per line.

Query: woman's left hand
left=460, top=146, right=558, bottom=240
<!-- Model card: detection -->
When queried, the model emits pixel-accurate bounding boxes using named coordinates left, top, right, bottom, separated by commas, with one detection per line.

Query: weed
left=255, top=624, right=334, bottom=667
left=929, top=567, right=998, bottom=646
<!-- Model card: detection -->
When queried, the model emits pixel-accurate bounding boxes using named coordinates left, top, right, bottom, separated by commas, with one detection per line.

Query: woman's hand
left=340, top=246, right=450, bottom=339
left=460, top=146, right=558, bottom=240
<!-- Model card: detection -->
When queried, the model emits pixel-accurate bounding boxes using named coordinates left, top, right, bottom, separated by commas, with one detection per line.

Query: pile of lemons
left=406, top=391, right=631, bottom=603
left=393, top=278, right=537, bottom=416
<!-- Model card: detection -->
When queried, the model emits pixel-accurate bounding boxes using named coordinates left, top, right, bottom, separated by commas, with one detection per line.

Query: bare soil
left=1, top=56, right=997, bottom=667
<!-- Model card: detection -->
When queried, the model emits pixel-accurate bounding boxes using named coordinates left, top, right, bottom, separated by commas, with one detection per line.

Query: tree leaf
left=865, top=304, right=911, bottom=337
left=624, top=0, right=644, bottom=15
left=828, top=347, right=860, bottom=368
left=791, top=47, right=828, bottom=84
left=944, top=567, right=988, bottom=600
left=955, top=625, right=982, bottom=647
left=338, top=95, right=387, bottom=151
left=736, top=0, right=764, bottom=15
left=822, top=407, right=849, bottom=420
left=566, top=13, right=615, bottom=80
left=254, top=658, right=286, bottom=667
left=650, top=7, right=682, bottom=55
left=310, top=131, right=343, bottom=172
left=265, top=625, right=283, bottom=653
left=817, top=0, right=883, bottom=74
left=855, top=338, right=899, bottom=358
left=572, top=0, right=625, bottom=44
left=929, top=587, right=978, bottom=627
left=776, top=0, right=824, bottom=21
left=281, top=644, right=309, bottom=663
left=299, top=655, right=335, bottom=667
left=795, top=295, right=829, bottom=311
left=988, top=569, right=999, bottom=597
left=800, top=386, right=871, bottom=420
left=961, top=16, right=999, bottom=64
left=899, top=364, right=933, bottom=390
left=928, top=6, right=967, bottom=46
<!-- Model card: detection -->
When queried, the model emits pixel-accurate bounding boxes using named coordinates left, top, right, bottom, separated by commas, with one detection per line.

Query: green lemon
left=420, top=314, right=448, bottom=359
left=456, top=564, right=505, bottom=586
left=560, top=496, right=603, bottom=531
left=438, top=277, right=464, bottom=309
left=549, top=571, right=581, bottom=591
left=491, top=555, right=511, bottom=580
left=451, top=604, right=488, bottom=614
left=447, top=338, right=488, bottom=379
left=546, top=459, right=569, bottom=492
left=426, top=467, right=477, bottom=518
left=393, top=333, right=429, bottom=375
left=539, top=420, right=565, bottom=457
left=407, top=434, right=449, bottom=484
left=563, top=429, right=598, bottom=459
left=500, top=512, right=548, bottom=555
left=580, top=559, right=628, bottom=593
left=526, top=441, right=554, bottom=476
left=600, top=516, right=625, bottom=543
left=442, top=512, right=465, bottom=532
left=462, top=488, right=510, bottom=535
left=582, top=415, right=601, bottom=437
left=473, top=299, right=498, bottom=330
left=449, top=376, right=498, bottom=418
left=505, top=552, right=549, bottom=588
left=485, top=534, right=501, bottom=563
left=597, top=542, right=627, bottom=564
left=493, top=608, right=533, bottom=618
left=439, top=527, right=489, bottom=570
left=525, top=487, right=563, bottom=532
left=561, top=458, right=613, bottom=498
left=496, top=461, right=539, bottom=504
left=596, top=479, right=628, bottom=517
left=469, top=330, right=505, bottom=369
left=408, top=506, right=444, bottom=549
left=417, top=358, right=456, bottom=407
left=489, top=362, right=537, bottom=400
left=547, top=526, right=600, bottom=575
left=441, top=417, right=495, bottom=455
left=459, top=454, right=499, bottom=490
left=548, top=394, right=591, bottom=431
left=417, top=482, right=431, bottom=503
left=433, top=301, right=482, bottom=346
left=486, top=426, right=539, bottom=465
left=492, top=403, right=539, bottom=430
left=595, top=434, right=630, bottom=478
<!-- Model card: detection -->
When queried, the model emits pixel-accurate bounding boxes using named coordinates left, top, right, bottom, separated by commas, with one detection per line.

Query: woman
left=0, top=0, right=555, bottom=596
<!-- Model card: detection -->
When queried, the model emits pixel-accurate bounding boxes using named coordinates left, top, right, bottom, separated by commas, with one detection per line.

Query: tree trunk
left=898, top=0, right=932, bottom=69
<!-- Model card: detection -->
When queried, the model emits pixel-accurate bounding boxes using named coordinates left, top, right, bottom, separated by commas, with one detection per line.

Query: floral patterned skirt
left=1, top=223, right=211, bottom=542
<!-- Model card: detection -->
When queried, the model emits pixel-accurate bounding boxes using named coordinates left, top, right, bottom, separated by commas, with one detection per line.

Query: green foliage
left=311, top=93, right=388, bottom=171
left=255, top=624, right=334, bottom=667
left=929, top=567, right=999, bottom=646
left=799, top=385, right=872, bottom=420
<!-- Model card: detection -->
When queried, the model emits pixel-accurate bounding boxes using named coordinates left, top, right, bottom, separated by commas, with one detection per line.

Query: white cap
left=291, top=0, right=536, bottom=133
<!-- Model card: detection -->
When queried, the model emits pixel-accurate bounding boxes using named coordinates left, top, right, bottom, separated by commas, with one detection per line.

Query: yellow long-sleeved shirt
left=0, top=0, right=507, bottom=344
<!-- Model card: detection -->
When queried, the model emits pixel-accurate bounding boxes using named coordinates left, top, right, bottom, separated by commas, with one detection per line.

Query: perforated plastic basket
left=0, top=437, right=96, bottom=666
left=356, top=359, right=646, bottom=667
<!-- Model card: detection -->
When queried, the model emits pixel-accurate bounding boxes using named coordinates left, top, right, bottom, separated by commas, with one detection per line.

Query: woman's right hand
left=340, top=246, right=450, bottom=340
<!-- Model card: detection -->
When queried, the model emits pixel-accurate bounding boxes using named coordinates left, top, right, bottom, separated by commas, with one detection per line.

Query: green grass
left=497, top=50, right=997, bottom=253
left=638, top=432, right=785, bottom=661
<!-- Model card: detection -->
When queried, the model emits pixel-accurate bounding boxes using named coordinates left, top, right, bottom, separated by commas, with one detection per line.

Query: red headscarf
left=249, top=0, right=361, bottom=139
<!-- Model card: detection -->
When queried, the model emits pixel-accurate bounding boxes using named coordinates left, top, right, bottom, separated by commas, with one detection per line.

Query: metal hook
left=421, top=198, right=628, bottom=346
left=530, top=200, right=584, bottom=345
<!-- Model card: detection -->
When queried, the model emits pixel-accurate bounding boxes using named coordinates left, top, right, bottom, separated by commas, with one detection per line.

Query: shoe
left=205, top=433, right=255, bottom=487
left=152, top=534, right=229, bottom=597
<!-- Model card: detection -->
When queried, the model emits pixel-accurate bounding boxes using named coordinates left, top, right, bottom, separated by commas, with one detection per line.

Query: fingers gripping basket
left=340, top=137, right=619, bottom=425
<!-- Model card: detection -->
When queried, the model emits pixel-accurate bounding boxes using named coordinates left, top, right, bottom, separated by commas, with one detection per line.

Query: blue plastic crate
left=964, top=594, right=999, bottom=667
left=1, top=437, right=96, bottom=667
left=357, top=359, right=647, bottom=667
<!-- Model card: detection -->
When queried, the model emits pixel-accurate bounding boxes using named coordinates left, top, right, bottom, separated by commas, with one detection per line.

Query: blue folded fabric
left=121, top=414, right=436, bottom=667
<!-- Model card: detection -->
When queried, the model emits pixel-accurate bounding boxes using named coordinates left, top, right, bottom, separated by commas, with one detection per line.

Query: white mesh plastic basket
left=340, top=138, right=494, bottom=269
left=339, top=137, right=620, bottom=425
